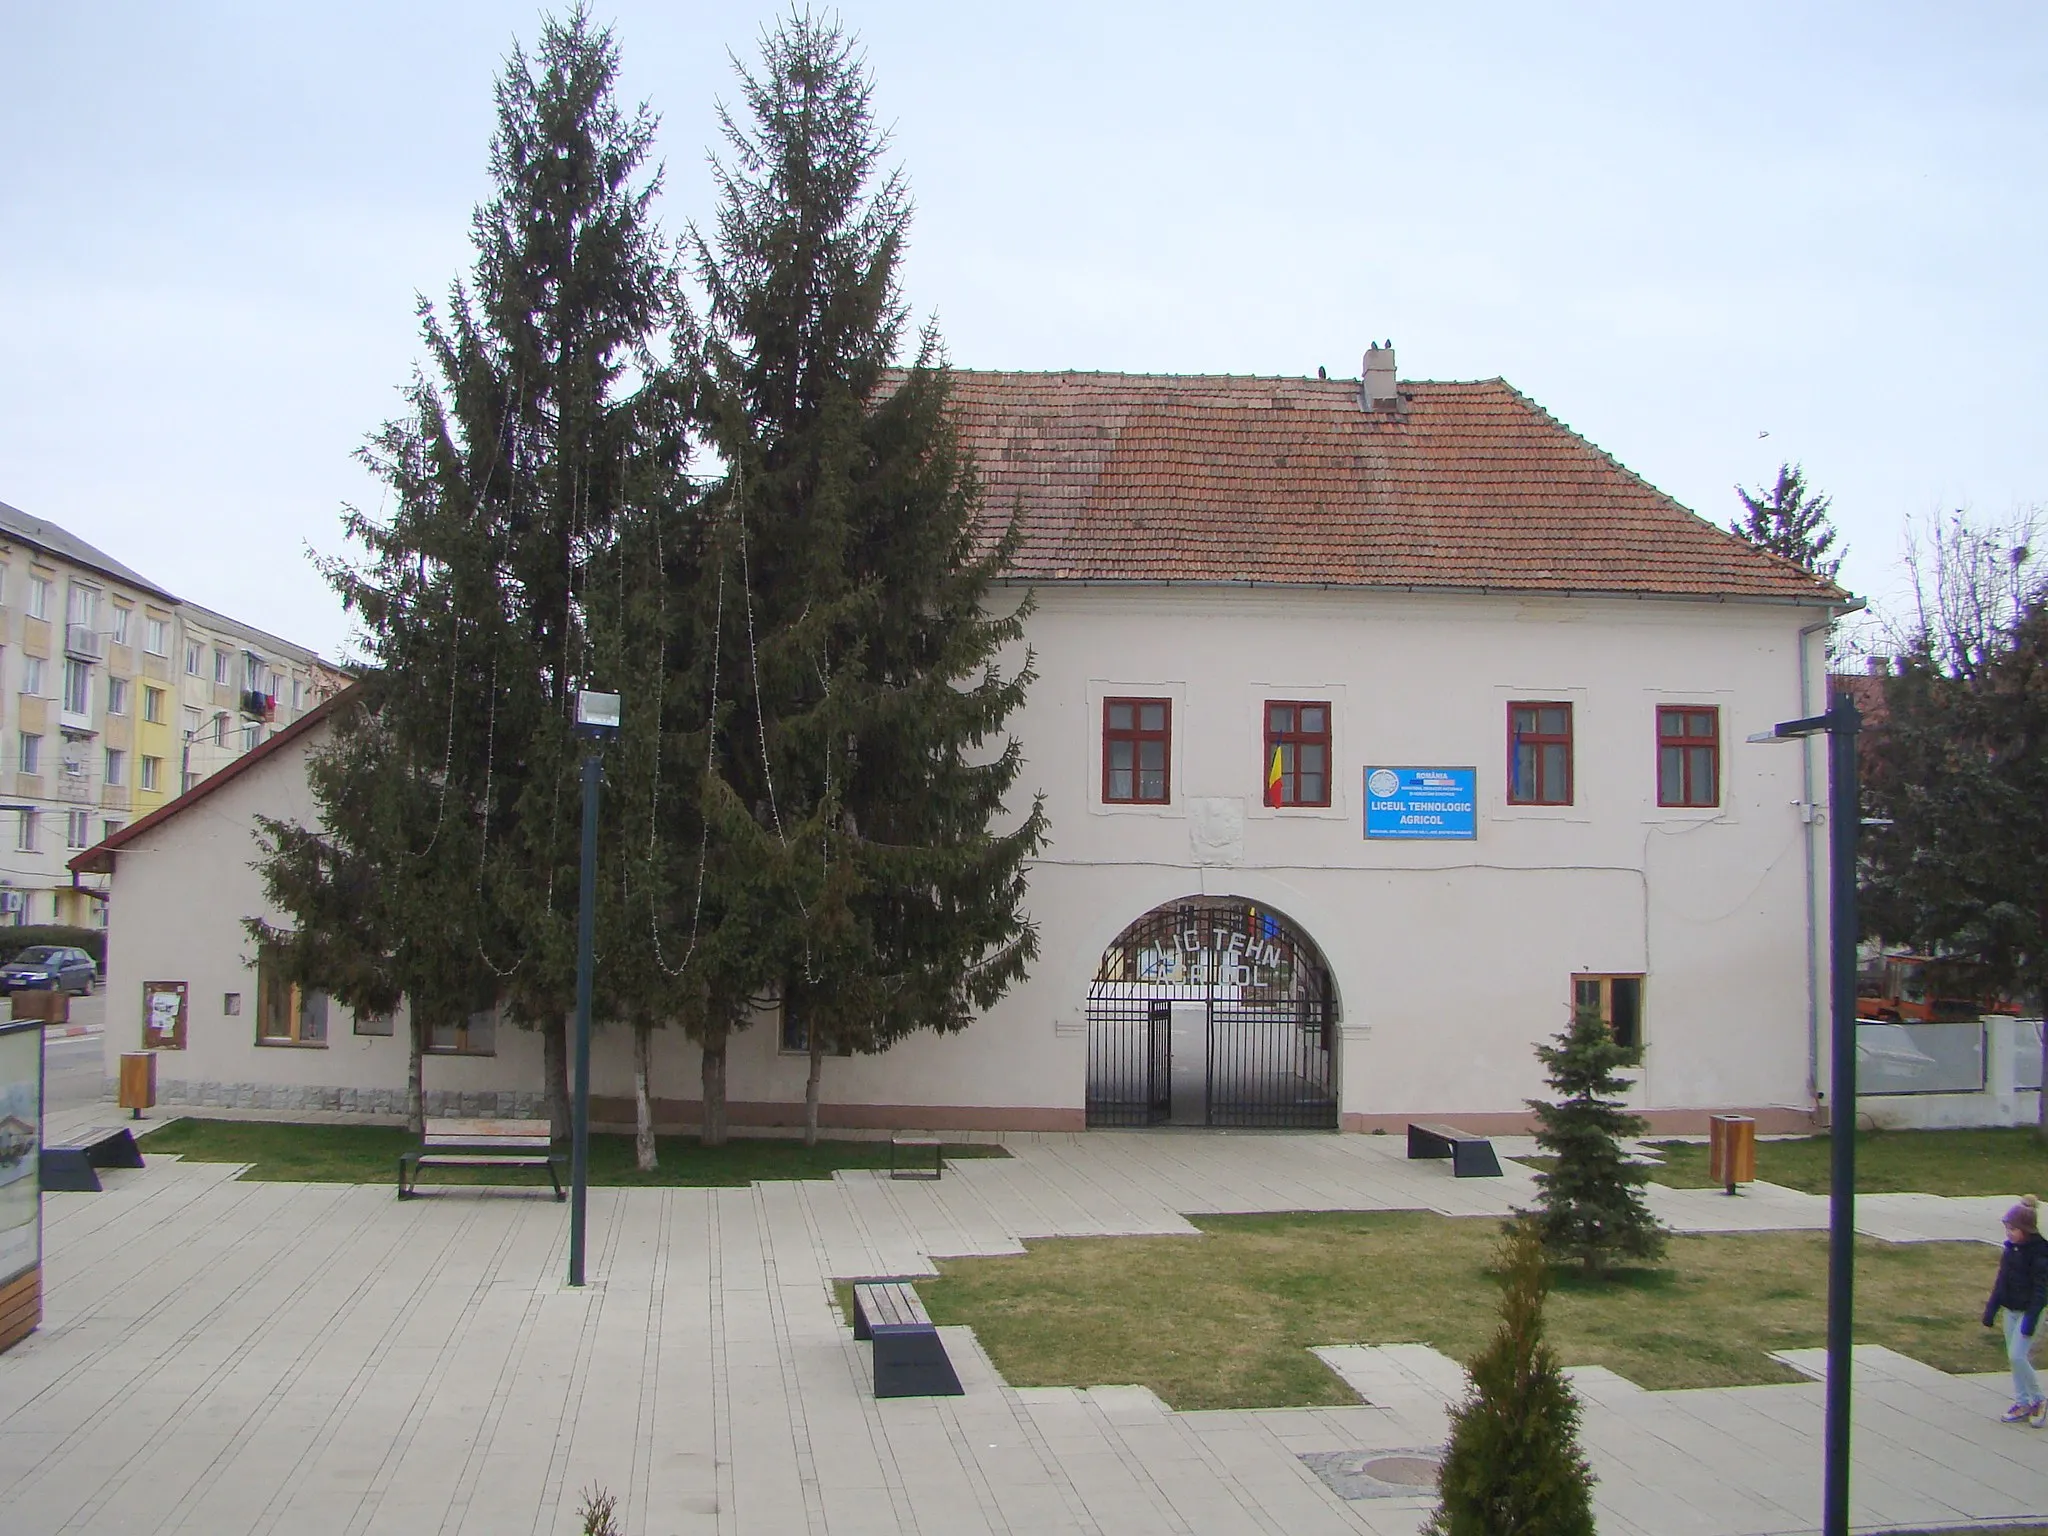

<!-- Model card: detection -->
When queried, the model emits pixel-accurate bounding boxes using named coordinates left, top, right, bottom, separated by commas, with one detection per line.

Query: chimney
left=1361, top=341, right=1398, bottom=412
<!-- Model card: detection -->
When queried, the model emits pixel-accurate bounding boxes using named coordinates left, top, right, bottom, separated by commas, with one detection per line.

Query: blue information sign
left=1364, top=766, right=1477, bottom=840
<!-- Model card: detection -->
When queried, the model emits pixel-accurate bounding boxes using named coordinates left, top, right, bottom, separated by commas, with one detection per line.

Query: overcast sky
left=2, top=3, right=2041, bottom=661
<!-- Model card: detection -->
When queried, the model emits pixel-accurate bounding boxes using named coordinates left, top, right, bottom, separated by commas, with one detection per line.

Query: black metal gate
left=1085, top=898, right=1338, bottom=1129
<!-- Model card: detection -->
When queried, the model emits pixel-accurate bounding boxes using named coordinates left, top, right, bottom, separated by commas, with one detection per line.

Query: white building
left=75, top=358, right=1849, bottom=1133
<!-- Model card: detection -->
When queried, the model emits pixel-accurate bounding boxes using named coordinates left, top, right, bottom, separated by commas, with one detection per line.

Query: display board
left=1364, top=766, right=1478, bottom=839
left=143, top=981, right=188, bottom=1050
left=0, top=1017, right=43, bottom=1353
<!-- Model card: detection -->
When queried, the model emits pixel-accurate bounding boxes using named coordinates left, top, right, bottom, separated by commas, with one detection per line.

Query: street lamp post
left=1750, top=688, right=1860, bottom=1536
left=567, top=689, right=620, bottom=1289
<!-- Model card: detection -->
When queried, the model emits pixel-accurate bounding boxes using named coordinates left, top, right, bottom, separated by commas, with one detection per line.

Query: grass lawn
left=143, top=1116, right=1006, bottom=1187
left=904, top=1211, right=2004, bottom=1410
left=1631, top=1127, right=2048, bottom=1197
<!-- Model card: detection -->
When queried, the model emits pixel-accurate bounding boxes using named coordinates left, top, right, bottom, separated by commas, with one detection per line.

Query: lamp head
left=574, top=689, right=621, bottom=741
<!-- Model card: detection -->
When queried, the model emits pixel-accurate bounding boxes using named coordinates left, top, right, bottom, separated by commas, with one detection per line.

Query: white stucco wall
left=98, top=585, right=1833, bottom=1133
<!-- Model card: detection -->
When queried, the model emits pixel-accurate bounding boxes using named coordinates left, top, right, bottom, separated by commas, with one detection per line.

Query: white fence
left=1857, top=1016, right=2044, bottom=1130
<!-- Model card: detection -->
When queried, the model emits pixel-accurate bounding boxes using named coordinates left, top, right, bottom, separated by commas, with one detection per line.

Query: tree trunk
left=634, top=1020, right=657, bottom=1171
left=406, top=1012, right=426, bottom=1136
left=804, top=1028, right=825, bottom=1149
left=544, top=1015, right=569, bottom=1143
left=700, top=1025, right=729, bottom=1147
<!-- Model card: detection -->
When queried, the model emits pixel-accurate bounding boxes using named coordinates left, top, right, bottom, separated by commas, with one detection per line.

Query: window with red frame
left=1508, top=702, right=1573, bottom=805
left=1103, top=698, right=1171, bottom=803
left=1263, top=701, right=1331, bottom=807
left=1657, top=705, right=1719, bottom=807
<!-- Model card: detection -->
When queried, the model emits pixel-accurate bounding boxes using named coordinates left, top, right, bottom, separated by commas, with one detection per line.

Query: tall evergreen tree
left=1527, top=1005, right=1667, bottom=1275
left=685, top=13, right=1047, bottom=1144
left=1427, top=1221, right=1597, bottom=1536
left=1863, top=518, right=2048, bottom=1136
left=255, top=7, right=690, bottom=1137
left=1732, top=462, right=1845, bottom=580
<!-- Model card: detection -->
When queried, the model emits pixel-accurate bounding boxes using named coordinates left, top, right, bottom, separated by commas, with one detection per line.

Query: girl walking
left=1983, top=1194, right=2048, bottom=1424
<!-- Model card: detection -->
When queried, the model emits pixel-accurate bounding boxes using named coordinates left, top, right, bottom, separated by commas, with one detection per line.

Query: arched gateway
left=1085, top=897, right=1338, bottom=1129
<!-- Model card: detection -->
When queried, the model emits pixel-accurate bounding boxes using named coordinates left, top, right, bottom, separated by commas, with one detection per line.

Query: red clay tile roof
left=945, top=371, right=1847, bottom=604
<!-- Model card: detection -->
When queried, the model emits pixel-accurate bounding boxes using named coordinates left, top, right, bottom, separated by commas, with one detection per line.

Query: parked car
left=0, top=945, right=97, bottom=995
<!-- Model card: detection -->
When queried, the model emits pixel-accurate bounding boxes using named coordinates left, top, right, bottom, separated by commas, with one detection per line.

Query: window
left=214, top=648, right=230, bottom=685
left=256, top=946, right=327, bottom=1045
left=62, top=659, right=89, bottom=715
left=146, top=617, right=169, bottom=656
left=428, top=1008, right=496, bottom=1055
left=14, top=811, right=33, bottom=853
left=21, top=656, right=41, bottom=696
left=780, top=999, right=852, bottom=1056
left=140, top=756, right=161, bottom=792
left=1263, top=701, right=1331, bottom=807
left=241, top=722, right=259, bottom=752
left=184, top=641, right=201, bottom=675
left=183, top=706, right=201, bottom=736
left=104, top=748, right=125, bottom=786
left=66, top=584, right=97, bottom=627
left=214, top=713, right=227, bottom=745
left=107, top=677, right=129, bottom=716
left=1103, top=697, right=1171, bottom=804
left=101, top=819, right=123, bottom=840
left=353, top=1011, right=394, bottom=1037
left=1656, top=706, right=1719, bottom=809
left=244, top=653, right=264, bottom=693
left=143, top=686, right=165, bottom=723
left=1508, top=702, right=1573, bottom=806
left=291, top=677, right=305, bottom=711
left=65, top=811, right=89, bottom=850
left=17, top=733, right=40, bottom=775
left=223, top=993, right=242, bottom=1016
left=111, top=606, right=130, bottom=645
left=1573, top=974, right=1645, bottom=1052
left=27, top=577, right=49, bottom=620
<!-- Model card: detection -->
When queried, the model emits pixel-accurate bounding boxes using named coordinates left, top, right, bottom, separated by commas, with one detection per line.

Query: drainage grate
left=1299, top=1448, right=1443, bottom=1500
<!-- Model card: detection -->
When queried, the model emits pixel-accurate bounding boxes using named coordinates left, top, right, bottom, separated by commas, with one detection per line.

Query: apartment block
left=0, top=499, right=344, bottom=927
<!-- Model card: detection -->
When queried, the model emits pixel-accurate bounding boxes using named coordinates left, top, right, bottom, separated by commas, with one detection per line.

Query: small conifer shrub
left=1528, top=1004, right=1667, bottom=1275
left=1426, top=1221, right=1597, bottom=1536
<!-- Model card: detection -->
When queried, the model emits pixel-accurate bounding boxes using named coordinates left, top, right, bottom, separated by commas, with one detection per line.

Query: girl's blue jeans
left=2003, top=1309, right=2042, bottom=1405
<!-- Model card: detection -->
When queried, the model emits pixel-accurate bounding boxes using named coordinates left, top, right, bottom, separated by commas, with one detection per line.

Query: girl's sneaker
left=2003, top=1401, right=2033, bottom=1422
left=2030, top=1401, right=2048, bottom=1429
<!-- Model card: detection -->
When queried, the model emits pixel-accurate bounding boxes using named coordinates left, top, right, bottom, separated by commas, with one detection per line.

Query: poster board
left=143, top=981, right=188, bottom=1050
left=1364, top=766, right=1478, bottom=840
left=0, top=1017, right=43, bottom=1353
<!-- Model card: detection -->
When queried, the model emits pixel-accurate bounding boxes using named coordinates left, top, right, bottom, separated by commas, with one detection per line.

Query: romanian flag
left=1266, top=743, right=1285, bottom=807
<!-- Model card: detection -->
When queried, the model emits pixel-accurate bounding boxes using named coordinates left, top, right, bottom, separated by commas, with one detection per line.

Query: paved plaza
left=1, top=1117, right=2042, bottom=1535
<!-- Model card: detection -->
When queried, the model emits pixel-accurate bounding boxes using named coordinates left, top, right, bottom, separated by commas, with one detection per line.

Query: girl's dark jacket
left=1984, top=1232, right=2048, bottom=1334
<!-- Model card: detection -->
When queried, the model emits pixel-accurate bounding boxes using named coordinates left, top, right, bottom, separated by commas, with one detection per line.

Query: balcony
left=64, top=625, right=104, bottom=662
left=58, top=709, right=96, bottom=738
left=240, top=689, right=276, bottom=721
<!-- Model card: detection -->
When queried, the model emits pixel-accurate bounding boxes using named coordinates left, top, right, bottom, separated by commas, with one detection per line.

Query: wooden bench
left=40, top=1125, right=144, bottom=1192
left=851, top=1279, right=964, bottom=1397
left=397, top=1118, right=564, bottom=1200
left=889, top=1133, right=943, bottom=1180
left=1406, top=1121, right=1503, bottom=1178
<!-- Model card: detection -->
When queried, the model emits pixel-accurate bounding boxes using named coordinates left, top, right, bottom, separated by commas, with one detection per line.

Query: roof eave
left=991, top=575, right=1858, bottom=611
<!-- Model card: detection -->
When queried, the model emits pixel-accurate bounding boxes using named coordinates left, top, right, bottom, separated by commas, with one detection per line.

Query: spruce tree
left=1731, top=462, right=1844, bottom=580
left=256, top=7, right=690, bottom=1138
left=685, top=13, right=1047, bottom=1144
left=1527, top=1004, right=1667, bottom=1275
left=1427, top=1221, right=1597, bottom=1536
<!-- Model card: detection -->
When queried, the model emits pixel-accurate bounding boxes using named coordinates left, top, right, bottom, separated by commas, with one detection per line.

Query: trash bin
left=118, top=1053, right=157, bottom=1118
left=1709, top=1114, right=1756, bottom=1195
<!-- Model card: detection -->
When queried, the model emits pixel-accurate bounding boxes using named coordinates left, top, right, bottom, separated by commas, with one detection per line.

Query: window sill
left=255, top=1038, right=328, bottom=1049
left=424, top=1048, right=496, bottom=1058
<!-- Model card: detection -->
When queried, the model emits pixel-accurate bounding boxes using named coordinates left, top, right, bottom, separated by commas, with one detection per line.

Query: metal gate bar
left=1085, top=997, right=1171, bottom=1126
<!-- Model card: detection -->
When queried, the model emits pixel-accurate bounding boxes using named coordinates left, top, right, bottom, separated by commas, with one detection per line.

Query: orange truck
left=1855, top=951, right=2020, bottom=1023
